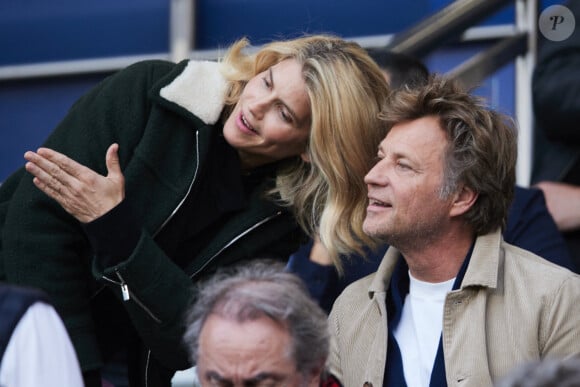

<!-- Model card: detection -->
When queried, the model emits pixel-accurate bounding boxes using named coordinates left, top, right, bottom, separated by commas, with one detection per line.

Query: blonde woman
left=0, top=35, right=388, bottom=386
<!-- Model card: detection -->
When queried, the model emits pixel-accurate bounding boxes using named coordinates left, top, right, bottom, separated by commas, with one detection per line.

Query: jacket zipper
left=144, top=210, right=284, bottom=385
left=100, top=131, right=201, bottom=318
left=101, top=271, right=162, bottom=323
left=189, top=210, right=283, bottom=279
left=153, top=130, right=201, bottom=238
left=145, top=351, right=152, bottom=387
left=137, top=131, right=202, bottom=386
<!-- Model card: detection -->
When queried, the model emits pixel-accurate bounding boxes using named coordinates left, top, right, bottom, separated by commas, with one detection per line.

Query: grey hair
left=183, top=260, right=330, bottom=377
left=495, top=357, right=580, bottom=387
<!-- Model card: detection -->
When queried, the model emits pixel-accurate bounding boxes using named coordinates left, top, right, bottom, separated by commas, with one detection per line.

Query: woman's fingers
left=105, top=143, right=123, bottom=182
left=36, top=147, right=96, bottom=182
left=24, top=145, right=126, bottom=223
left=24, top=150, right=71, bottom=200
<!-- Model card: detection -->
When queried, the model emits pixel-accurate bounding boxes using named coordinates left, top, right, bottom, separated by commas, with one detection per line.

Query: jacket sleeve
left=0, top=60, right=175, bottom=371
left=504, top=186, right=574, bottom=270
left=286, top=240, right=341, bottom=314
left=540, top=274, right=580, bottom=357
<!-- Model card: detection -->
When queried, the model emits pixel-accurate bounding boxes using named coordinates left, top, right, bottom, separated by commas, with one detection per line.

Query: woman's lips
left=237, top=112, right=258, bottom=135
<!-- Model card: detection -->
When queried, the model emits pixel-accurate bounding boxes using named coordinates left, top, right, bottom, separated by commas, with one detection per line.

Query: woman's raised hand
left=24, top=144, right=125, bottom=223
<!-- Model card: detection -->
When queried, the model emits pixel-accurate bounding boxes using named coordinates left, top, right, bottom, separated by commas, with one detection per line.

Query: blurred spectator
left=366, top=48, right=429, bottom=89
left=0, top=283, right=83, bottom=386
left=183, top=260, right=339, bottom=387
left=532, top=0, right=580, bottom=271
left=495, top=357, right=580, bottom=387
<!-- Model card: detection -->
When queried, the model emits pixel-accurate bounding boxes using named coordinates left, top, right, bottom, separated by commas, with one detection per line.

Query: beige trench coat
left=328, top=229, right=580, bottom=387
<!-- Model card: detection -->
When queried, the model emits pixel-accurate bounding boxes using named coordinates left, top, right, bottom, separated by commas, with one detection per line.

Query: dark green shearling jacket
left=0, top=59, right=303, bottom=381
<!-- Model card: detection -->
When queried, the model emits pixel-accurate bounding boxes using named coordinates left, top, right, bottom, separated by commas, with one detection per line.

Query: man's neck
left=399, top=227, right=475, bottom=283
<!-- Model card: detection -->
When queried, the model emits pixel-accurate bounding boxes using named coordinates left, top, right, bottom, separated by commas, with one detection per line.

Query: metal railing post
left=170, top=0, right=195, bottom=62
left=515, top=0, right=538, bottom=186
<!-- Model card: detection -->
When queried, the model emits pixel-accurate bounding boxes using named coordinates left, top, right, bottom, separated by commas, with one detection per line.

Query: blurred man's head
left=184, top=261, right=330, bottom=387
left=367, top=48, right=429, bottom=89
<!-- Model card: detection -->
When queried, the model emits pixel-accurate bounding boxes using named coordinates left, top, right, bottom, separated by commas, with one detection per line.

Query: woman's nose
left=248, top=95, right=270, bottom=119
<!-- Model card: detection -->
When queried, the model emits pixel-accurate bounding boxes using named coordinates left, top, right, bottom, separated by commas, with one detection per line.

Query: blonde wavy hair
left=219, top=35, right=390, bottom=272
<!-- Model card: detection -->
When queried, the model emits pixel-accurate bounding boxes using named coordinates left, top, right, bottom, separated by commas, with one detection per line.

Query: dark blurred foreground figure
left=533, top=0, right=580, bottom=272
left=0, top=283, right=83, bottom=386
left=328, top=76, right=580, bottom=386
left=183, top=260, right=342, bottom=387
left=495, top=357, right=580, bottom=387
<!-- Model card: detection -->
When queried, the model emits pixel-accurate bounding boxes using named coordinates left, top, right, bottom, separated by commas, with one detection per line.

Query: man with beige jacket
left=328, top=76, right=580, bottom=387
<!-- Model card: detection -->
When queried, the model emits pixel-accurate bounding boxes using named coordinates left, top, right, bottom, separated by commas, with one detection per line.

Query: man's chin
left=363, top=223, right=386, bottom=240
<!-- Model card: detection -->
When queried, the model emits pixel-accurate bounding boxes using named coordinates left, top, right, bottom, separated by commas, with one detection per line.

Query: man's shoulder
left=497, top=243, right=580, bottom=358
left=0, top=284, right=50, bottom=362
left=340, top=270, right=377, bottom=294
left=504, top=243, right=578, bottom=279
left=331, top=271, right=381, bottom=316
left=328, top=270, right=387, bottom=380
left=502, top=242, right=580, bottom=295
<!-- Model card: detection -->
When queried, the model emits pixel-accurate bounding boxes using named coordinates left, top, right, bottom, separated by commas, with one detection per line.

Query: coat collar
left=368, top=228, right=503, bottom=299
left=461, top=228, right=502, bottom=289
left=158, top=60, right=229, bottom=125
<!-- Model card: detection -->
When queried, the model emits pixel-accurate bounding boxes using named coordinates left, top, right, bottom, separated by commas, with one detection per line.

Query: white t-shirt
left=0, top=302, right=83, bottom=387
left=394, top=271, right=455, bottom=387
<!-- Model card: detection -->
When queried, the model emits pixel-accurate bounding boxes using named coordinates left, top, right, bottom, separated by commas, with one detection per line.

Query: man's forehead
left=197, top=315, right=298, bottom=385
left=200, top=369, right=290, bottom=387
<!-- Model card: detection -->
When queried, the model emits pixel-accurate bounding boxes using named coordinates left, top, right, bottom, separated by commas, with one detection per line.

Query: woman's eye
left=279, top=107, right=292, bottom=123
left=262, top=77, right=271, bottom=88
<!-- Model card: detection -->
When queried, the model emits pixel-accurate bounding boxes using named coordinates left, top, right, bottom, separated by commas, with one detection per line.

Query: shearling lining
left=160, top=61, right=228, bottom=125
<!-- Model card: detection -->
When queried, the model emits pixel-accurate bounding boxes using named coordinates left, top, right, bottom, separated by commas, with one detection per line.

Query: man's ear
left=449, top=185, right=478, bottom=218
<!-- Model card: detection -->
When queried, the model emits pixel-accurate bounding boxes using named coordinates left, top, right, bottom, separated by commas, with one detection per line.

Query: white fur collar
left=159, top=60, right=228, bottom=125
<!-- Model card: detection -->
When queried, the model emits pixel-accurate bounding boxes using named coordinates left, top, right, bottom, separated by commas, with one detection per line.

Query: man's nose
left=364, top=161, right=389, bottom=186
